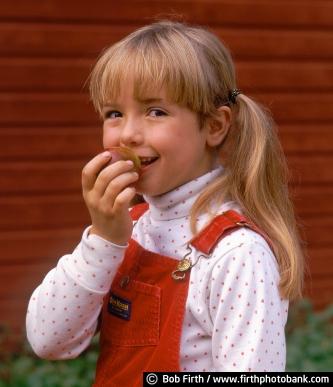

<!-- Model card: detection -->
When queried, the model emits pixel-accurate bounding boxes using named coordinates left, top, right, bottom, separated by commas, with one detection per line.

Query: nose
left=120, top=118, right=144, bottom=147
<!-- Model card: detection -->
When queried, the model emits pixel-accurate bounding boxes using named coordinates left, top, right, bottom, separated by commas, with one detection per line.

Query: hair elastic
left=228, top=89, right=241, bottom=105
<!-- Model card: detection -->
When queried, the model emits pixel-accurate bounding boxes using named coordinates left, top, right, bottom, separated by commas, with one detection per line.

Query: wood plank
left=0, top=127, right=101, bottom=161
left=255, top=93, right=333, bottom=124
left=1, top=58, right=332, bottom=93
left=279, top=124, right=333, bottom=154
left=303, top=277, right=333, bottom=309
left=0, top=228, right=83, bottom=264
left=0, top=194, right=90, bottom=230
left=288, top=155, right=333, bottom=184
left=0, top=262, right=57, bottom=301
left=0, top=298, right=30, bottom=335
left=1, top=23, right=332, bottom=60
left=0, top=160, right=85, bottom=195
left=1, top=92, right=332, bottom=126
left=0, top=93, right=97, bottom=126
left=0, top=194, right=143, bottom=229
left=304, top=247, right=333, bottom=277
left=215, top=28, right=333, bottom=61
left=0, top=58, right=92, bottom=92
left=236, top=61, right=333, bottom=92
left=300, top=216, right=333, bottom=247
left=291, top=185, right=333, bottom=216
left=0, top=0, right=332, bottom=28
left=0, top=23, right=131, bottom=58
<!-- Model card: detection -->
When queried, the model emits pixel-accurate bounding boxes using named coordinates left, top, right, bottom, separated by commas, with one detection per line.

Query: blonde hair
left=89, top=20, right=304, bottom=301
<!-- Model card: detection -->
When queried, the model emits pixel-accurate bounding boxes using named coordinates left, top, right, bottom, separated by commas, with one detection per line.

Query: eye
left=148, top=108, right=167, bottom=117
left=104, top=110, right=122, bottom=120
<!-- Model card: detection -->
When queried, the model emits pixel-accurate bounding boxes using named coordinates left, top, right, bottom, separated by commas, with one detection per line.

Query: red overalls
left=94, top=203, right=270, bottom=386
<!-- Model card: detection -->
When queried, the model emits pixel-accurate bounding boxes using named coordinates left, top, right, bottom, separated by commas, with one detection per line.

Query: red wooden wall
left=0, top=0, right=332, bottom=340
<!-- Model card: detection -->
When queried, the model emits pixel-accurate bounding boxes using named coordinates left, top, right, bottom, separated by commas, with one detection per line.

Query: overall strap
left=130, top=205, right=272, bottom=253
left=190, top=210, right=273, bottom=255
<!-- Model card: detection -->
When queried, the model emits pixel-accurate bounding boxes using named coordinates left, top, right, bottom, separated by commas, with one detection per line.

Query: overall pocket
left=101, top=272, right=161, bottom=347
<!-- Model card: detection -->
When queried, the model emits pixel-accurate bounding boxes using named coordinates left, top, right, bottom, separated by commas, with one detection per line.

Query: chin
left=136, top=177, right=179, bottom=197
left=136, top=185, right=166, bottom=197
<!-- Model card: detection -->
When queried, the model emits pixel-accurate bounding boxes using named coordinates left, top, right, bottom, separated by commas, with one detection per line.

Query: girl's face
left=102, top=81, right=217, bottom=197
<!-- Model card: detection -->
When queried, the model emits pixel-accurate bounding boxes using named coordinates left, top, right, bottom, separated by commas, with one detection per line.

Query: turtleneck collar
left=143, top=166, right=223, bottom=221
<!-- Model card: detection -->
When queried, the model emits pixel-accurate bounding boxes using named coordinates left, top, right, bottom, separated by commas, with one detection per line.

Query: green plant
left=0, top=335, right=98, bottom=387
left=286, top=298, right=333, bottom=371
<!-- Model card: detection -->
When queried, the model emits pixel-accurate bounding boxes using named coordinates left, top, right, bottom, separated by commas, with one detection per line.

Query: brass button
left=119, top=275, right=130, bottom=288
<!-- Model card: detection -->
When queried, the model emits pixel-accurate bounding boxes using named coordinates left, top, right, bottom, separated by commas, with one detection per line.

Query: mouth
left=139, top=156, right=159, bottom=167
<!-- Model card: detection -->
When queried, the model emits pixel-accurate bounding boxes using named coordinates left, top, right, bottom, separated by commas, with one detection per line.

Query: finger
left=82, top=151, right=112, bottom=192
left=101, top=170, right=139, bottom=203
left=94, top=161, right=136, bottom=197
left=112, top=187, right=137, bottom=216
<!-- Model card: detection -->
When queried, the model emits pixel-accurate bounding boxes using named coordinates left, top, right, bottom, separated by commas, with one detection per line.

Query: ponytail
left=191, top=94, right=304, bottom=301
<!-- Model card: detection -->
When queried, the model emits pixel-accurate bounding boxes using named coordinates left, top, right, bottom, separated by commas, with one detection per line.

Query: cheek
left=157, top=133, right=193, bottom=162
left=102, top=126, right=118, bottom=148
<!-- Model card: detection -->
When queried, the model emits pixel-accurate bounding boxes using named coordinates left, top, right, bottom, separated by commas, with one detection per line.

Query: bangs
left=89, top=23, right=222, bottom=117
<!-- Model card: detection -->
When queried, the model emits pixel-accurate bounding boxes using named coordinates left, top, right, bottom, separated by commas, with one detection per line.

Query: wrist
left=89, top=226, right=129, bottom=247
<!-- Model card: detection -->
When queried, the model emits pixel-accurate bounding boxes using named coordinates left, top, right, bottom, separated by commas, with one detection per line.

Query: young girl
left=26, top=20, right=304, bottom=382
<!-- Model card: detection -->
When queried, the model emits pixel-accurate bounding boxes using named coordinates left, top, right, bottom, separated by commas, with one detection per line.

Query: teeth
left=140, top=157, right=157, bottom=163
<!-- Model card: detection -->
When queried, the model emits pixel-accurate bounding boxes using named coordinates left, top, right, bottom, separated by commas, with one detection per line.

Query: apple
left=107, top=146, right=141, bottom=173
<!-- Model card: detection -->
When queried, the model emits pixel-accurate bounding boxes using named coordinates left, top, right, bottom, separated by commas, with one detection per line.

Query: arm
left=26, top=151, right=139, bottom=359
left=26, top=229, right=126, bottom=359
left=209, top=231, right=289, bottom=371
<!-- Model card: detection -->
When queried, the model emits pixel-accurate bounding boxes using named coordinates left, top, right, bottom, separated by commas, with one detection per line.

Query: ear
left=205, top=106, right=232, bottom=147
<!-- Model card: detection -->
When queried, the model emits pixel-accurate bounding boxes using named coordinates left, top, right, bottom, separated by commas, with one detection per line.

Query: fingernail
left=126, top=160, right=134, bottom=166
left=102, top=151, right=111, bottom=158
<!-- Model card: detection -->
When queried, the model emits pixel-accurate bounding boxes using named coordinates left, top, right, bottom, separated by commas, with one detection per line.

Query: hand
left=82, top=151, right=139, bottom=245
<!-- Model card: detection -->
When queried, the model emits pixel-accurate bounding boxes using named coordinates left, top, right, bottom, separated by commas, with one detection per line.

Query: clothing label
left=108, top=293, right=131, bottom=320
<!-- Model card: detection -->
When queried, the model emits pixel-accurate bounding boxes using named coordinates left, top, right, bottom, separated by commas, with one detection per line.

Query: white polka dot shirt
left=26, top=167, right=288, bottom=371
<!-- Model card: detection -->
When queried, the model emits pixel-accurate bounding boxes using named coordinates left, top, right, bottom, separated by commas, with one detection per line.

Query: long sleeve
left=26, top=227, right=126, bottom=359
left=210, top=234, right=288, bottom=371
